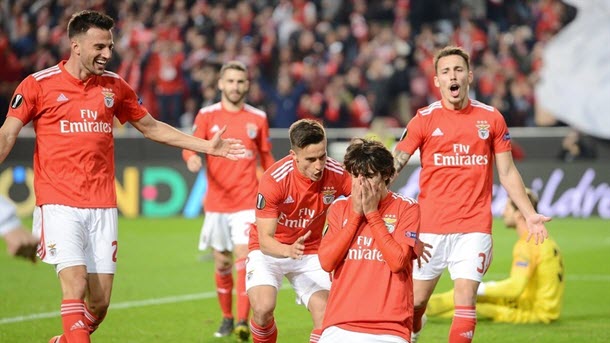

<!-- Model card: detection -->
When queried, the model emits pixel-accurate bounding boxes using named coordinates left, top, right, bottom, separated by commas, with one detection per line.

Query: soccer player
left=392, top=46, right=551, bottom=343
left=182, top=60, right=275, bottom=341
left=246, top=119, right=351, bottom=343
left=426, top=189, right=565, bottom=324
left=0, top=195, right=38, bottom=262
left=0, top=10, right=243, bottom=343
left=318, top=138, right=430, bottom=343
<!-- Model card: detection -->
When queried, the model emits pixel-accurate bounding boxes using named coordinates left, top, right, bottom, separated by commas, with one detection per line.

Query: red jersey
left=321, top=193, right=420, bottom=340
left=395, top=99, right=512, bottom=234
left=248, top=155, right=351, bottom=254
left=7, top=61, right=148, bottom=207
left=182, top=102, right=272, bottom=212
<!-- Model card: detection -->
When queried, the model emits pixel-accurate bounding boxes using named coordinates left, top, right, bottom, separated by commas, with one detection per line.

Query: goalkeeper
left=426, top=189, right=564, bottom=324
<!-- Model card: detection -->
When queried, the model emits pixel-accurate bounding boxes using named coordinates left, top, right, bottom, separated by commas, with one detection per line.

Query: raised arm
left=496, top=151, right=551, bottom=244
left=318, top=207, right=363, bottom=272
left=130, top=113, right=245, bottom=160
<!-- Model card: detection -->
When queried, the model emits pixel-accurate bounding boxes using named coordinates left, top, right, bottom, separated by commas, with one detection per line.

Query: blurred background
left=1, top=0, right=608, bottom=219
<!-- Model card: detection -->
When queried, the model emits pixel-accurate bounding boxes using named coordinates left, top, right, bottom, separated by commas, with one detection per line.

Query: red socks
left=60, top=300, right=90, bottom=343
left=449, top=305, right=476, bottom=343
left=250, top=318, right=278, bottom=343
left=215, top=267, right=234, bottom=319
left=235, top=258, right=250, bottom=322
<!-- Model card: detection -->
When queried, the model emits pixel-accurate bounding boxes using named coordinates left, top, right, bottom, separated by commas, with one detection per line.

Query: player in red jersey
left=393, top=46, right=551, bottom=343
left=182, top=61, right=274, bottom=341
left=0, top=11, right=243, bottom=343
left=318, top=138, right=430, bottom=343
left=246, top=119, right=351, bottom=343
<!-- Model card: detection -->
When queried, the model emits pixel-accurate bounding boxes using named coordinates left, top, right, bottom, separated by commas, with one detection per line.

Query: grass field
left=1, top=216, right=609, bottom=343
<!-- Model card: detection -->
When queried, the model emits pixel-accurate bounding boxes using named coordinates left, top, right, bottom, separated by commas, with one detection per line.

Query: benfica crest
left=383, top=216, right=397, bottom=233
left=246, top=123, right=258, bottom=139
left=321, top=187, right=336, bottom=205
left=102, top=88, right=115, bottom=108
left=476, top=121, right=490, bottom=140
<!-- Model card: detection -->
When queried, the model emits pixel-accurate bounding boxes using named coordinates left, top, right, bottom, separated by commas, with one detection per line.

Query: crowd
left=1, top=0, right=575, bottom=129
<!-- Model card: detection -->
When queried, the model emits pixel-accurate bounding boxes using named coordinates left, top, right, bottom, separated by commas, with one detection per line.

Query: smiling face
left=291, top=141, right=327, bottom=182
left=434, top=53, right=473, bottom=110
left=72, top=27, right=114, bottom=79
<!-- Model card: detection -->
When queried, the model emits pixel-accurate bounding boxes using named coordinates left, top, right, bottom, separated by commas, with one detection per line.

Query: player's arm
left=257, top=217, right=311, bottom=259
left=318, top=204, right=363, bottom=272
left=391, top=150, right=411, bottom=183
left=0, top=117, right=25, bottom=164
left=496, top=151, right=551, bottom=244
left=130, top=113, right=245, bottom=160
left=0, top=196, right=37, bottom=262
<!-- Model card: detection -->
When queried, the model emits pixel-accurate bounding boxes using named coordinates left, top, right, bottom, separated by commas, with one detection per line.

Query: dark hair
left=289, top=119, right=326, bottom=150
left=68, top=10, right=114, bottom=38
left=220, top=60, right=248, bottom=77
left=343, top=138, right=395, bottom=185
left=508, top=188, right=539, bottom=212
left=434, top=46, right=471, bottom=73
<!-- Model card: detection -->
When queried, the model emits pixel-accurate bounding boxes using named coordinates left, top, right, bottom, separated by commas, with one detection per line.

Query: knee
left=87, top=299, right=110, bottom=317
left=250, top=299, right=275, bottom=325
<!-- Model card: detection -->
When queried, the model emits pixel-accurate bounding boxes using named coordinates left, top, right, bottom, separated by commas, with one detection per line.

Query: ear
left=289, top=149, right=297, bottom=161
left=434, top=75, right=440, bottom=88
left=72, top=39, right=80, bottom=56
left=468, top=70, right=474, bottom=84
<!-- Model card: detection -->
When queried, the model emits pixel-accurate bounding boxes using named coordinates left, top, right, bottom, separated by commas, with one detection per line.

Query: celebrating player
left=318, top=138, right=430, bottom=343
left=426, top=189, right=564, bottom=324
left=392, top=46, right=551, bottom=343
left=246, top=119, right=351, bottom=343
left=0, top=10, right=243, bottom=343
left=182, top=60, right=274, bottom=341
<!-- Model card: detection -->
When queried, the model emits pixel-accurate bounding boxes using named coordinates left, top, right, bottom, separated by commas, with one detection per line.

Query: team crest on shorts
left=246, top=123, right=258, bottom=139
left=321, top=187, right=336, bottom=205
left=383, top=215, right=397, bottom=233
left=476, top=121, right=490, bottom=140
left=102, top=88, right=115, bottom=108
left=47, top=243, right=57, bottom=257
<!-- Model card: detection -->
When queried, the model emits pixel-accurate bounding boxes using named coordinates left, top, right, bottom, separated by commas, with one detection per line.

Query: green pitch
left=1, top=217, right=609, bottom=342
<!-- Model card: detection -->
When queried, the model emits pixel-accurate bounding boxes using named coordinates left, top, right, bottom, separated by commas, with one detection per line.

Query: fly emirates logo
left=278, top=208, right=316, bottom=229
left=433, top=144, right=488, bottom=166
left=60, top=109, right=112, bottom=134
left=347, top=236, right=384, bottom=262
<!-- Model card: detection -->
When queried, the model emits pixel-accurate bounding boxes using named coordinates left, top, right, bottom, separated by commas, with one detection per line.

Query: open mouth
left=449, top=84, right=460, bottom=97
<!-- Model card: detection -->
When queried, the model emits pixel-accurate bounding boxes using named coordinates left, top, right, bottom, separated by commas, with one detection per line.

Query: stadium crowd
left=0, top=0, right=575, bottom=129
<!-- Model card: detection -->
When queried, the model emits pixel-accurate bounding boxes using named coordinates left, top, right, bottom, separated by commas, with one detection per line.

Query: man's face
left=503, top=201, right=517, bottom=228
left=434, top=54, right=473, bottom=109
left=218, top=69, right=249, bottom=107
left=73, top=28, right=114, bottom=77
left=291, top=141, right=327, bottom=182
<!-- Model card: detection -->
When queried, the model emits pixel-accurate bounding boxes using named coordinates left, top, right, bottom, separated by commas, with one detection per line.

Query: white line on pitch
left=1, top=275, right=609, bottom=325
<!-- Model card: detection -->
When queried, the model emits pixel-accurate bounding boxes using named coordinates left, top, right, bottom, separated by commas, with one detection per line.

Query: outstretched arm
left=131, top=113, right=245, bottom=160
left=496, top=152, right=551, bottom=244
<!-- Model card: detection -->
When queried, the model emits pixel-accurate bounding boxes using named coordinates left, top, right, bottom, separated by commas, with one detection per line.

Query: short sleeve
left=6, top=76, right=40, bottom=125
left=395, top=114, right=425, bottom=155
left=115, top=77, right=148, bottom=124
